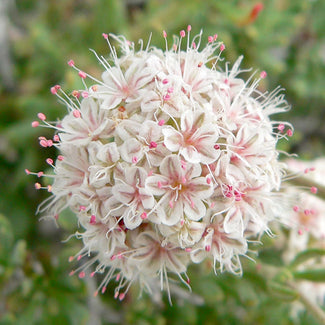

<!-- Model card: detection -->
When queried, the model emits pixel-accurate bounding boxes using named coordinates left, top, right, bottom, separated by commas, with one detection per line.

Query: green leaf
left=293, top=269, right=325, bottom=282
left=289, top=248, right=325, bottom=269
left=10, top=240, right=27, bottom=267
left=267, top=280, right=299, bottom=302
left=0, top=214, right=14, bottom=262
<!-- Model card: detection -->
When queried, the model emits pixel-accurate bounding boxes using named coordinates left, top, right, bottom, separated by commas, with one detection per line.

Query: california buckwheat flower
left=28, top=26, right=305, bottom=302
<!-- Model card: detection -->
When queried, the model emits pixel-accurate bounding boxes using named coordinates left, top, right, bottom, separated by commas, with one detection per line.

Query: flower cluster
left=28, top=27, right=298, bottom=301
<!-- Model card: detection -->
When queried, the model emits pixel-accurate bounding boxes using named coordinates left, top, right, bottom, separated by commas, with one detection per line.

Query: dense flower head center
left=29, top=27, right=299, bottom=301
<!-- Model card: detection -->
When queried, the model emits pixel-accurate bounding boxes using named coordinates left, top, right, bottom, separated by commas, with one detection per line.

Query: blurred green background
left=0, top=0, right=324, bottom=324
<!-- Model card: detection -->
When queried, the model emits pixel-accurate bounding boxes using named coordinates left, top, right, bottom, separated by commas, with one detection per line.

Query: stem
left=288, top=281, right=325, bottom=324
left=285, top=170, right=325, bottom=201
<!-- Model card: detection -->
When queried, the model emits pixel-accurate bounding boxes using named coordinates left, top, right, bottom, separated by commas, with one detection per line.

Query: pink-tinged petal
left=116, top=120, right=141, bottom=140
left=124, top=166, right=146, bottom=187
left=123, top=210, right=142, bottom=230
left=188, top=177, right=214, bottom=199
left=147, top=144, right=171, bottom=167
left=183, top=196, right=206, bottom=221
left=141, top=90, right=161, bottom=112
left=180, top=146, right=201, bottom=164
left=223, top=206, right=244, bottom=234
left=96, top=142, right=120, bottom=164
left=160, top=196, right=183, bottom=226
left=160, top=155, right=183, bottom=181
left=101, top=95, right=123, bottom=110
left=184, top=162, right=202, bottom=179
left=138, top=187, right=155, bottom=209
left=119, top=138, right=143, bottom=163
left=145, top=175, right=169, bottom=196
left=162, top=127, right=182, bottom=152
left=113, top=183, right=135, bottom=204
left=140, top=120, right=163, bottom=143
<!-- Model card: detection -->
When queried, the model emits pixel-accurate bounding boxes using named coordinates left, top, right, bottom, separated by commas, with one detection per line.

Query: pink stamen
left=58, top=155, right=64, bottom=161
left=79, top=271, right=85, bottom=279
left=213, top=34, right=218, bottom=41
left=101, top=286, right=107, bottom=294
left=162, top=78, right=168, bottom=84
left=260, top=71, right=267, bottom=79
left=37, top=113, right=46, bottom=121
left=158, top=119, right=165, bottom=126
left=114, top=291, right=119, bottom=299
left=116, top=273, right=121, bottom=281
left=81, top=91, right=89, bottom=98
left=72, top=90, right=80, bottom=98
left=119, top=293, right=125, bottom=301
left=140, top=212, right=147, bottom=220
left=187, top=25, right=192, bottom=32
left=68, top=59, right=75, bottom=67
left=277, top=124, right=285, bottom=132
left=205, top=245, right=211, bottom=252
left=46, top=158, right=53, bottom=165
left=298, top=229, right=303, bottom=235
left=77, top=255, right=82, bottom=261
left=310, top=186, right=318, bottom=194
left=31, top=121, right=39, bottom=128
left=206, top=177, right=211, bottom=184
left=163, top=30, right=167, bottom=38
left=53, top=134, right=60, bottom=142
left=37, top=171, right=44, bottom=177
left=25, top=169, right=31, bottom=175
left=35, top=183, right=41, bottom=190
left=132, top=156, right=138, bottom=164
left=90, top=215, right=96, bottom=225
left=90, top=272, right=95, bottom=277
left=78, top=71, right=87, bottom=79
left=47, top=140, right=53, bottom=147
left=102, top=33, right=108, bottom=39
left=68, top=256, right=74, bottom=262
left=208, top=36, right=213, bottom=43
left=287, top=129, right=293, bottom=137
left=73, top=110, right=81, bottom=118
left=180, top=30, right=186, bottom=38
left=220, top=44, right=225, bottom=52
left=149, top=141, right=157, bottom=149
left=293, top=205, right=299, bottom=212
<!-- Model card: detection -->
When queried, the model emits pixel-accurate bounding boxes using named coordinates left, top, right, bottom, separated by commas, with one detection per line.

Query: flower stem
left=286, top=171, right=325, bottom=201
left=288, top=281, right=325, bottom=324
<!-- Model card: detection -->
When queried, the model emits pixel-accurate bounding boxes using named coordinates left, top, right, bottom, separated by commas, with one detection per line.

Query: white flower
left=29, top=27, right=302, bottom=301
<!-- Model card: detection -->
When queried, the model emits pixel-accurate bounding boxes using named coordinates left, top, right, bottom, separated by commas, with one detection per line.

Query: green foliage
left=1, top=0, right=324, bottom=324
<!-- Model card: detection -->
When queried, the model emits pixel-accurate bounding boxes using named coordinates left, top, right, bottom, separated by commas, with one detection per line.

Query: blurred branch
left=0, top=0, right=15, bottom=91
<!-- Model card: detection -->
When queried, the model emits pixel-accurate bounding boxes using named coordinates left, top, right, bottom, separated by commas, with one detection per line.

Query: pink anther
left=78, top=71, right=87, bottom=79
left=73, top=110, right=81, bottom=118
left=149, top=141, right=157, bottom=149
left=78, top=271, right=85, bottom=279
left=68, top=59, right=75, bottom=67
left=180, top=30, right=186, bottom=38
left=158, top=119, right=165, bottom=126
left=163, top=30, right=167, bottom=38
left=81, top=91, right=89, bottom=98
left=31, top=121, right=39, bottom=128
left=140, top=212, right=147, bottom=220
left=220, top=44, right=225, bottom=52
left=102, top=33, right=108, bottom=39
left=90, top=215, right=96, bottom=225
left=38, top=113, right=46, bottom=121
left=310, top=186, right=318, bottom=194
left=260, top=71, right=267, bottom=79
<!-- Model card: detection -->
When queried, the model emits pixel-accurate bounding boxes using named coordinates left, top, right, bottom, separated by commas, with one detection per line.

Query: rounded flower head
left=29, top=27, right=298, bottom=301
